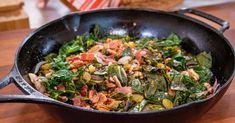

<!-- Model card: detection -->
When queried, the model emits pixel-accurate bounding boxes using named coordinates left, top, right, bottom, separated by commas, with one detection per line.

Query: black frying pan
left=0, top=8, right=234, bottom=123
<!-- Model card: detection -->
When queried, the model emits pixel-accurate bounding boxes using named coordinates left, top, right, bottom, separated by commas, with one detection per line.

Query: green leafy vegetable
left=131, top=79, right=144, bottom=93
left=146, top=74, right=167, bottom=92
left=171, top=74, right=187, bottom=91
left=144, top=79, right=157, bottom=98
left=49, top=90, right=64, bottom=99
left=189, top=87, right=207, bottom=101
left=170, top=54, right=186, bottom=71
left=156, top=33, right=181, bottom=46
left=122, top=47, right=133, bottom=57
left=108, top=65, right=128, bottom=86
left=44, top=53, right=57, bottom=62
left=182, top=75, right=196, bottom=88
left=111, top=92, right=128, bottom=101
left=130, top=99, right=148, bottom=112
left=194, top=66, right=213, bottom=83
left=147, top=92, right=173, bottom=104
left=31, top=30, right=214, bottom=112
left=59, top=36, right=85, bottom=56
left=106, top=35, right=134, bottom=42
left=173, top=91, right=190, bottom=106
left=143, top=104, right=164, bottom=111
left=51, top=55, right=69, bottom=70
left=91, top=24, right=101, bottom=40
left=49, top=69, right=73, bottom=87
left=196, top=51, right=212, bottom=68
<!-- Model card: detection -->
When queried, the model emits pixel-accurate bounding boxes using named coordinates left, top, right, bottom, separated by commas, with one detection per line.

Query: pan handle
left=0, top=66, right=54, bottom=103
left=176, top=8, right=230, bottom=33
left=0, top=74, right=12, bottom=89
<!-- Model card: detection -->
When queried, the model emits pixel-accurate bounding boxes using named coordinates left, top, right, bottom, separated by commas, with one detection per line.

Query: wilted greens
left=28, top=26, right=214, bottom=112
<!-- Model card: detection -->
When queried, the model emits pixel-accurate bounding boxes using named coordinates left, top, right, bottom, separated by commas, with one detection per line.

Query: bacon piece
left=57, top=84, right=65, bottom=91
left=115, top=86, right=132, bottom=94
left=135, top=49, right=149, bottom=64
left=66, top=56, right=80, bottom=62
left=91, top=93, right=107, bottom=104
left=81, top=85, right=88, bottom=96
left=88, top=45, right=103, bottom=53
left=89, top=90, right=97, bottom=100
left=80, top=53, right=95, bottom=61
left=72, top=97, right=88, bottom=107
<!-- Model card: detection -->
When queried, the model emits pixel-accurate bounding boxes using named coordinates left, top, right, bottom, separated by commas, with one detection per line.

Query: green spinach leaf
left=49, top=69, right=73, bottom=87
left=122, top=47, right=133, bottom=57
left=156, top=33, right=181, bottom=46
left=171, top=74, right=187, bottom=91
left=194, top=66, right=213, bottom=83
left=108, top=65, right=128, bottom=86
left=196, top=52, right=212, bottom=68
left=51, top=55, right=69, bottom=70
left=131, top=79, right=144, bottom=93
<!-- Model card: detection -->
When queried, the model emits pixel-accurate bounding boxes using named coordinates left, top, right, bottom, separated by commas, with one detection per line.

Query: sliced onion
left=33, top=61, right=46, bottom=73
left=28, top=73, right=46, bottom=93
left=118, top=56, right=132, bottom=65
left=213, top=78, right=220, bottom=93
left=94, top=52, right=116, bottom=65
left=94, top=53, right=107, bottom=65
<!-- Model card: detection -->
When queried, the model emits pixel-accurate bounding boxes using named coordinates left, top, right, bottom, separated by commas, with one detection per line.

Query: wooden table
left=0, top=3, right=235, bottom=123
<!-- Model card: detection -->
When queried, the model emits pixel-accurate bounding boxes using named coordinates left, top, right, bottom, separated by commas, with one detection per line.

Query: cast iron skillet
left=0, top=8, right=234, bottom=123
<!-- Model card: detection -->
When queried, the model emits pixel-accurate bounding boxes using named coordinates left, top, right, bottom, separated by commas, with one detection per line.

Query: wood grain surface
left=0, top=3, right=235, bottom=123
left=0, top=0, right=29, bottom=32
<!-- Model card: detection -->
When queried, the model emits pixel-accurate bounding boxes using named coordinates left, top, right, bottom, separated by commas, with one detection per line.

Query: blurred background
left=0, top=0, right=234, bottom=32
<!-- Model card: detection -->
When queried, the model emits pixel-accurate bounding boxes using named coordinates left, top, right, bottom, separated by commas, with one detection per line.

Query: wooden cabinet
left=0, top=0, right=29, bottom=32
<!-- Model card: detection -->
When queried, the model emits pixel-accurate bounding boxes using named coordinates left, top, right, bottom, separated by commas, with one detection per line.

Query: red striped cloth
left=67, top=0, right=121, bottom=11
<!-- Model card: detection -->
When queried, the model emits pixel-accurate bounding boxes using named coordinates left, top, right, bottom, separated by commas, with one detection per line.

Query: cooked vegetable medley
left=29, top=26, right=214, bottom=112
